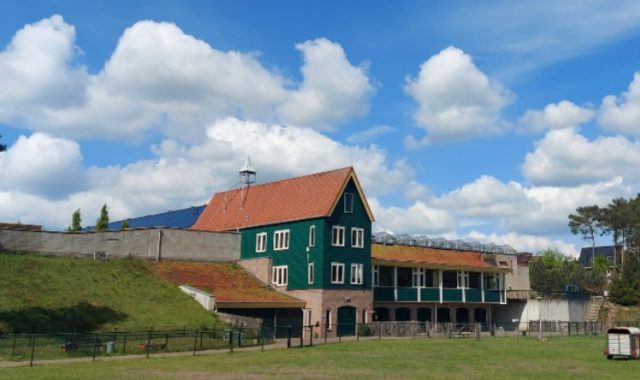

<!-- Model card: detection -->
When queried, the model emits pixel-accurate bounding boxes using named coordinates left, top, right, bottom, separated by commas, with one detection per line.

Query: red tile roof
left=192, top=167, right=374, bottom=232
left=152, top=261, right=305, bottom=308
left=372, top=244, right=511, bottom=272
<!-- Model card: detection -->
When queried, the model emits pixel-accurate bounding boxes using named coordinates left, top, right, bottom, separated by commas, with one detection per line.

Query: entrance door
left=337, top=306, right=357, bottom=336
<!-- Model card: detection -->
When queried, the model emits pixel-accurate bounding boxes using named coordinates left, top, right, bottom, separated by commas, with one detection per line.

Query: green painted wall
left=239, top=178, right=372, bottom=291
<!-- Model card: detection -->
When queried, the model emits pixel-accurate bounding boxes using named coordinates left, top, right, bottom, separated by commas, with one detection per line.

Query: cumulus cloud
left=404, top=46, right=512, bottom=145
left=434, top=175, right=535, bottom=217
left=278, top=38, right=375, bottom=130
left=520, top=100, right=594, bottom=132
left=0, top=17, right=373, bottom=141
left=599, top=72, right=640, bottom=137
left=369, top=198, right=457, bottom=235
left=0, top=133, right=87, bottom=199
left=0, top=119, right=411, bottom=229
left=522, top=128, right=640, bottom=186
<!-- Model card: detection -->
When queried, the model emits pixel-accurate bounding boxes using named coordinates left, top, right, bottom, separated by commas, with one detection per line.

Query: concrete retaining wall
left=494, top=298, right=590, bottom=328
left=0, top=228, right=240, bottom=262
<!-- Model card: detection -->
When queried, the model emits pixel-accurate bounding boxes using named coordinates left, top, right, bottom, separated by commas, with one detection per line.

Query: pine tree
left=95, top=204, right=109, bottom=231
left=65, top=209, right=82, bottom=232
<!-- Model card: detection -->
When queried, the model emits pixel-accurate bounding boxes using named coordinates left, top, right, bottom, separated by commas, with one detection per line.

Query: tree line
left=530, top=195, right=640, bottom=305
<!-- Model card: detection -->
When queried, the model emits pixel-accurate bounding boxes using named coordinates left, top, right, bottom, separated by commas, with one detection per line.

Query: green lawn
left=0, top=252, right=221, bottom=333
left=1, top=336, right=637, bottom=380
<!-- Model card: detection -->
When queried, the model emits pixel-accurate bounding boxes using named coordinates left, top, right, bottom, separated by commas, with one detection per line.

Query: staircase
left=585, top=296, right=604, bottom=322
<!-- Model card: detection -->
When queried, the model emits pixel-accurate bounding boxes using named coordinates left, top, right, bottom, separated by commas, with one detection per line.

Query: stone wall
left=0, top=228, right=240, bottom=262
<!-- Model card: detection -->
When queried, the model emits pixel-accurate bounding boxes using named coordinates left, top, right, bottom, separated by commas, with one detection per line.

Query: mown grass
left=0, top=252, right=221, bottom=333
left=2, top=336, right=637, bottom=380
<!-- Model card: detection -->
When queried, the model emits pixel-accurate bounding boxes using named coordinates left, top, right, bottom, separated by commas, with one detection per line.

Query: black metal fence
left=0, top=326, right=274, bottom=365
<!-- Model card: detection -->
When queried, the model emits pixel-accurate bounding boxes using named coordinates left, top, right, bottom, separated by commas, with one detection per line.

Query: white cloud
left=466, top=231, right=578, bottom=257
left=435, top=175, right=535, bottom=217
left=0, top=119, right=411, bottom=229
left=599, top=72, right=640, bottom=137
left=278, top=38, right=375, bottom=130
left=520, top=100, right=594, bottom=132
left=369, top=198, right=457, bottom=235
left=346, top=125, right=395, bottom=144
left=0, top=133, right=87, bottom=199
left=404, top=46, right=512, bottom=145
left=0, top=17, right=373, bottom=141
left=0, top=15, right=88, bottom=125
left=522, top=128, right=640, bottom=186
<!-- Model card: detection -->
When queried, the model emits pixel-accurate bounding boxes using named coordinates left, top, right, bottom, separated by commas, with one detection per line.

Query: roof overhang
left=372, top=258, right=512, bottom=273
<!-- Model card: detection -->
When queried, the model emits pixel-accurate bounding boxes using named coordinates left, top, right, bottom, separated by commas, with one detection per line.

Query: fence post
left=229, top=330, right=234, bottom=353
left=92, top=333, right=99, bottom=362
left=11, top=334, right=16, bottom=358
left=238, top=327, right=243, bottom=348
left=378, top=321, right=382, bottom=340
left=193, top=330, right=198, bottom=356
left=324, top=323, right=328, bottom=344
left=356, top=323, right=360, bottom=341
left=475, top=323, right=481, bottom=341
left=338, top=324, right=342, bottom=343
left=29, top=336, right=36, bottom=367
left=146, top=328, right=152, bottom=359
left=310, top=325, right=314, bottom=346
left=287, top=326, right=292, bottom=349
left=426, top=321, right=430, bottom=338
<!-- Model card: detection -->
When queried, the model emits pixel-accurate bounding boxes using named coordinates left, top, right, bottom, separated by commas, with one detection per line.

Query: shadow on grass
left=0, top=302, right=127, bottom=333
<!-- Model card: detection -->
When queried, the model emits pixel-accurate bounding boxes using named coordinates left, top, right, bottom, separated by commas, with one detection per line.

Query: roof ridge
left=217, top=166, right=353, bottom=194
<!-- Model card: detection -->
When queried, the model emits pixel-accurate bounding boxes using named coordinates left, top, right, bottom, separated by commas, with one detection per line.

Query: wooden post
left=193, top=330, right=198, bottom=356
left=29, top=336, right=36, bottom=367
left=287, top=326, right=292, bottom=349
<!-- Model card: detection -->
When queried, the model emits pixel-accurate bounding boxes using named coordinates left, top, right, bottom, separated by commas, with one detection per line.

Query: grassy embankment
left=0, top=252, right=221, bottom=333
left=2, top=336, right=637, bottom=380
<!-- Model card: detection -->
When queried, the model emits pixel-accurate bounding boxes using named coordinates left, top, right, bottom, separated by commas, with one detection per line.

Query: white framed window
left=255, top=232, right=267, bottom=253
left=351, top=227, right=364, bottom=248
left=344, top=192, right=354, bottom=213
left=332, top=226, right=345, bottom=247
left=272, top=265, right=288, bottom=286
left=412, top=268, right=425, bottom=287
left=373, top=265, right=379, bottom=286
left=308, top=263, right=315, bottom=285
left=309, top=225, right=316, bottom=247
left=331, top=262, right=345, bottom=284
left=457, top=270, right=469, bottom=289
left=350, top=263, right=363, bottom=285
left=273, top=230, right=290, bottom=251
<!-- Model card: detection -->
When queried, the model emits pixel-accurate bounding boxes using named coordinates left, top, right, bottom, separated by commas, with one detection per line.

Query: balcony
left=374, top=286, right=504, bottom=304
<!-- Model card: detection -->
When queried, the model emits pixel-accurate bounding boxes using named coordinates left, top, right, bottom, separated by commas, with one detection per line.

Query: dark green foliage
left=610, top=251, right=640, bottom=305
left=0, top=134, right=6, bottom=152
left=529, top=249, right=605, bottom=294
left=568, top=205, right=602, bottom=257
left=94, top=204, right=109, bottom=231
left=121, top=219, right=130, bottom=229
left=66, top=209, right=82, bottom=232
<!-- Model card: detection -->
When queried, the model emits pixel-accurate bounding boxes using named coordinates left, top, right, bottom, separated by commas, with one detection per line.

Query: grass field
left=0, top=252, right=221, bottom=333
left=1, top=336, right=637, bottom=379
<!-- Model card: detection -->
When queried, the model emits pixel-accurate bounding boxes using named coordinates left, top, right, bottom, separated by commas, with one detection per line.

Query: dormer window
left=344, top=192, right=354, bottom=214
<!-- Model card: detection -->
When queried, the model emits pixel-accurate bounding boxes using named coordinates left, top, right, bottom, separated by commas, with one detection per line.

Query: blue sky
left=2, top=1, right=640, bottom=255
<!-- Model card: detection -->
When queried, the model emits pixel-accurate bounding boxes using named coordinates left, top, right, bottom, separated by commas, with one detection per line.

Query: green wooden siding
left=485, top=290, right=501, bottom=303
left=239, top=178, right=372, bottom=291
left=466, top=289, right=482, bottom=302
left=420, top=288, right=440, bottom=302
left=373, top=287, right=394, bottom=301
left=396, top=287, right=418, bottom=302
left=322, top=179, right=372, bottom=290
left=442, top=288, right=463, bottom=302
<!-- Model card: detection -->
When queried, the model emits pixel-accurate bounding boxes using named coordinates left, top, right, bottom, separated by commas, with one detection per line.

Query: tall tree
left=65, top=209, right=82, bottom=232
left=568, top=205, right=601, bottom=266
left=94, top=204, right=109, bottom=231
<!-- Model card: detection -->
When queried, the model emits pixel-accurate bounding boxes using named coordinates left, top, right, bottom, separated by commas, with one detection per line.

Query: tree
left=0, top=134, right=6, bottom=152
left=94, top=204, right=109, bottom=231
left=568, top=205, right=602, bottom=266
left=121, top=219, right=130, bottom=229
left=65, top=209, right=82, bottom=232
left=609, top=251, right=640, bottom=305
